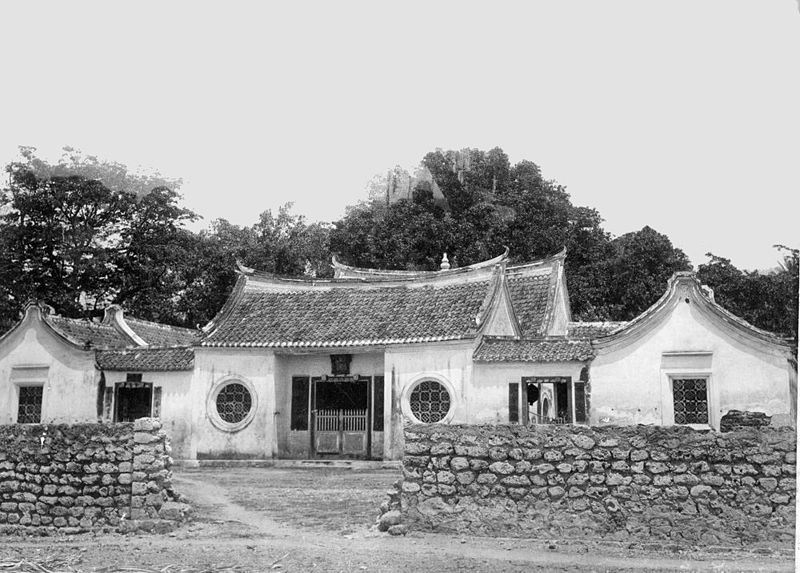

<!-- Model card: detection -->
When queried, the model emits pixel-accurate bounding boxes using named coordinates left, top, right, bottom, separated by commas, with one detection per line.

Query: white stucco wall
left=0, top=318, right=97, bottom=424
left=590, top=297, right=793, bottom=429
left=383, top=341, right=475, bottom=458
left=102, top=369, right=193, bottom=458
left=190, top=347, right=276, bottom=459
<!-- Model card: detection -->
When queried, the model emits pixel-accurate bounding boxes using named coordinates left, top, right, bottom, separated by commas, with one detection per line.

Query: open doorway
left=114, top=382, right=153, bottom=422
left=524, top=377, right=572, bottom=424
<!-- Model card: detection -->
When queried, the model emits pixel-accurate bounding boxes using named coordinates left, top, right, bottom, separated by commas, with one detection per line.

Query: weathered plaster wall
left=471, top=362, right=585, bottom=424
left=102, top=370, right=193, bottom=460
left=190, top=348, right=275, bottom=459
left=388, top=424, right=796, bottom=546
left=384, top=342, right=474, bottom=459
left=0, top=320, right=97, bottom=424
left=0, top=418, right=187, bottom=534
left=590, top=298, right=792, bottom=429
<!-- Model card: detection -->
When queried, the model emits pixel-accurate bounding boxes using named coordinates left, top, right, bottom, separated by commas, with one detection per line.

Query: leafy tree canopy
left=697, top=246, right=798, bottom=341
left=0, top=147, right=196, bottom=325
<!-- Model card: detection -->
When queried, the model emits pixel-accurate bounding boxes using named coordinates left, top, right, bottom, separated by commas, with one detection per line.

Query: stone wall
left=385, top=424, right=796, bottom=546
left=0, top=418, right=188, bottom=534
left=720, top=410, right=772, bottom=432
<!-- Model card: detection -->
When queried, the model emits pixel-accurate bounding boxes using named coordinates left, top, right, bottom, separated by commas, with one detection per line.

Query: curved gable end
left=589, top=272, right=794, bottom=429
left=505, top=248, right=566, bottom=337
left=593, top=272, right=792, bottom=356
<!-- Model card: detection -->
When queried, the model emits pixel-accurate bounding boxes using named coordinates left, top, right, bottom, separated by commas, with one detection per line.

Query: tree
left=697, top=246, right=798, bottom=341
left=0, top=147, right=196, bottom=327
left=597, top=226, right=692, bottom=320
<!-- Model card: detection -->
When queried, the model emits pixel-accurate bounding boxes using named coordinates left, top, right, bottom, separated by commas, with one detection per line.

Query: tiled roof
left=125, top=318, right=200, bottom=346
left=203, top=251, right=568, bottom=348
left=96, top=347, right=194, bottom=371
left=474, top=337, right=595, bottom=362
left=567, top=321, right=627, bottom=339
left=46, top=316, right=133, bottom=349
left=505, top=266, right=555, bottom=337
left=202, top=275, right=494, bottom=347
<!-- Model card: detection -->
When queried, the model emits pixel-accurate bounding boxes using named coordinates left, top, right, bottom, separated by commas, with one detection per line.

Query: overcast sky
left=0, top=1, right=798, bottom=271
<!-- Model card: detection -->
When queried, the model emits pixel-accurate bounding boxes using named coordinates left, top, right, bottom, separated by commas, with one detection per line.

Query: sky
left=0, top=1, right=798, bottom=271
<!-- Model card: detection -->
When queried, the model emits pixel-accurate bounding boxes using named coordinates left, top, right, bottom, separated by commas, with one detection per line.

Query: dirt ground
left=1, top=466, right=795, bottom=573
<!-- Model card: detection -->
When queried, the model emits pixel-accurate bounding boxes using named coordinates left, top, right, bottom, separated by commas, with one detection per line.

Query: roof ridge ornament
left=236, top=260, right=255, bottom=275
left=440, top=253, right=451, bottom=271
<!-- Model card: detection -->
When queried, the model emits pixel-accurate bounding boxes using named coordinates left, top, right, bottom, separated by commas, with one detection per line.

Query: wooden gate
left=313, top=409, right=368, bottom=457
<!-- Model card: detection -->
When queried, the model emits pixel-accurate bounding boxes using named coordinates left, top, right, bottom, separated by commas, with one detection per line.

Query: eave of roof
left=474, top=336, right=594, bottom=363
left=96, top=347, right=195, bottom=371
left=567, top=321, right=628, bottom=339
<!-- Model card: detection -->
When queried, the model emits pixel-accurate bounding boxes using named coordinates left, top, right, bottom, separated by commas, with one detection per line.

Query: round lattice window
left=409, top=380, right=451, bottom=423
left=208, top=377, right=257, bottom=432
left=216, top=383, right=252, bottom=424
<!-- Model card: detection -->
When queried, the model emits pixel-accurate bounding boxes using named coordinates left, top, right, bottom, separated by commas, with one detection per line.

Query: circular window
left=216, top=383, right=252, bottom=424
left=409, top=380, right=451, bottom=423
left=207, top=377, right=258, bottom=432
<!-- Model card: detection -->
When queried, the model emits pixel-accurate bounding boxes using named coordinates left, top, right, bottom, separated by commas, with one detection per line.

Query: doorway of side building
left=522, top=376, right=586, bottom=425
left=114, top=381, right=153, bottom=423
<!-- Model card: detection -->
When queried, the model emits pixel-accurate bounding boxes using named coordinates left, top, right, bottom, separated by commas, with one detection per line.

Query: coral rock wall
left=395, top=424, right=796, bottom=546
left=0, top=418, right=186, bottom=534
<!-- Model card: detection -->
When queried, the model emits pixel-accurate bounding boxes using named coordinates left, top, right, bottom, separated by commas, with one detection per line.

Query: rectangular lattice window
left=672, top=378, right=709, bottom=425
left=17, top=386, right=43, bottom=424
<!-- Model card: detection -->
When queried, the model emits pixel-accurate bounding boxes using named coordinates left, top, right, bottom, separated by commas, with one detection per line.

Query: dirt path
left=1, top=468, right=795, bottom=573
left=171, top=470, right=795, bottom=573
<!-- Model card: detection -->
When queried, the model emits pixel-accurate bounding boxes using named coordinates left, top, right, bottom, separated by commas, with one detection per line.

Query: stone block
left=437, top=484, right=456, bottom=496
left=500, top=475, right=530, bottom=487
left=450, top=457, right=469, bottom=472
left=488, top=448, right=508, bottom=461
left=489, top=461, right=514, bottom=475
left=523, top=448, right=543, bottom=461
left=508, top=448, right=524, bottom=461
left=556, top=462, right=573, bottom=474
left=401, top=481, right=421, bottom=493
left=653, top=475, right=673, bottom=487
left=543, top=450, right=564, bottom=462
left=690, top=485, right=713, bottom=497
left=430, top=442, right=453, bottom=456
left=571, top=434, right=595, bottom=450
left=591, top=449, right=611, bottom=461
left=405, top=442, right=431, bottom=455
left=645, top=462, right=669, bottom=474
left=133, top=418, right=161, bottom=432
left=701, top=474, right=724, bottom=487
left=469, top=459, right=488, bottom=471
left=456, top=471, right=475, bottom=485
left=131, top=482, right=148, bottom=496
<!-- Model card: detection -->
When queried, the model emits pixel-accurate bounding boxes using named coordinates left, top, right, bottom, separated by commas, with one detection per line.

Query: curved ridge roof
left=331, top=247, right=510, bottom=279
left=201, top=249, right=566, bottom=347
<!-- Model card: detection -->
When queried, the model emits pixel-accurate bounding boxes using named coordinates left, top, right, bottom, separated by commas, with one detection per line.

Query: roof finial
left=440, top=253, right=451, bottom=271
